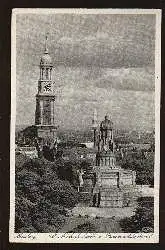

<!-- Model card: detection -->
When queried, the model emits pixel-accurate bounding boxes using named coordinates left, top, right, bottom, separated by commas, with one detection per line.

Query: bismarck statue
left=79, top=113, right=139, bottom=208
left=96, top=115, right=116, bottom=168
left=100, top=115, right=113, bottom=150
left=94, top=115, right=138, bottom=207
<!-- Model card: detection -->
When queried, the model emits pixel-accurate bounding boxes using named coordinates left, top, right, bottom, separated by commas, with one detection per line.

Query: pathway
left=58, top=205, right=135, bottom=233
left=72, top=205, right=135, bottom=218
left=58, top=216, right=92, bottom=233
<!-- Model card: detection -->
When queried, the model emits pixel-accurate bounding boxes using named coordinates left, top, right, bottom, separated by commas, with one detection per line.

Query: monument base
left=35, top=124, right=58, bottom=142
left=79, top=165, right=138, bottom=208
left=97, top=187, right=138, bottom=208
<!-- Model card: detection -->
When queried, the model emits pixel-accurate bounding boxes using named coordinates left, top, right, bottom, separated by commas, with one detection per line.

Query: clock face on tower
left=43, top=82, right=51, bottom=92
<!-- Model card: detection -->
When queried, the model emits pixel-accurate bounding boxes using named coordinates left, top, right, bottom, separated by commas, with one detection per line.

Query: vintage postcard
left=10, top=8, right=161, bottom=243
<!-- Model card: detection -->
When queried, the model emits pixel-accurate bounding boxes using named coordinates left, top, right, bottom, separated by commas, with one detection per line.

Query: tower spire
left=44, top=33, right=49, bottom=54
left=94, top=109, right=97, bottom=122
left=92, top=108, right=98, bottom=127
left=92, top=109, right=98, bottom=148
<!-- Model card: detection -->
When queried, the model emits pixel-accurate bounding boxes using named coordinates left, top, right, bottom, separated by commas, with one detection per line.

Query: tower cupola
left=40, top=35, right=53, bottom=66
left=39, top=35, right=53, bottom=81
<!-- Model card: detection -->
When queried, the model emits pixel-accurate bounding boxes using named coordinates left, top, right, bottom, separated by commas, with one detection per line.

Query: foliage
left=16, top=126, right=37, bottom=146
left=15, top=153, right=30, bottom=170
left=15, top=155, right=79, bottom=233
left=22, top=125, right=37, bottom=138
left=58, top=141, right=87, bottom=148
left=56, top=156, right=92, bottom=188
left=120, top=197, right=154, bottom=233
left=69, top=222, right=97, bottom=233
left=117, top=149, right=154, bottom=186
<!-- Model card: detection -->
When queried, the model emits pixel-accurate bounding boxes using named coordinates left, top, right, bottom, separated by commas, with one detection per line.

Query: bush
left=120, top=197, right=154, bottom=233
left=56, top=157, right=92, bottom=188
left=69, top=222, right=97, bottom=233
left=43, top=179, right=79, bottom=208
left=15, top=196, right=35, bottom=231
left=18, top=226, right=38, bottom=233
left=117, top=150, right=154, bottom=186
left=15, top=154, right=79, bottom=233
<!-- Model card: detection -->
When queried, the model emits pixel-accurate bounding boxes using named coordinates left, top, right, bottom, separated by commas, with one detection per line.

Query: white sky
left=16, top=13, right=155, bottom=131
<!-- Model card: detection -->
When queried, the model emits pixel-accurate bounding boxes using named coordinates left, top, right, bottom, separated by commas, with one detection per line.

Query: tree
left=120, top=197, right=154, bottom=233
left=117, top=149, right=154, bottom=186
left=22, top=125, right=37, bottom=140
left=69, top=222, right=97, bottom=233
left=15, top=154, right=79, bottom=233
left=15, top=196, right=34, bottom=231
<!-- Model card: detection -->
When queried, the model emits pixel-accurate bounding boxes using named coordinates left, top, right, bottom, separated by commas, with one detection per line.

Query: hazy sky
left=16, top=13, right=155, bottom=131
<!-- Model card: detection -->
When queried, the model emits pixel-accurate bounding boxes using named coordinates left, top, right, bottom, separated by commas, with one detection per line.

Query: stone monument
left=79, top=114, right=138, bottom=208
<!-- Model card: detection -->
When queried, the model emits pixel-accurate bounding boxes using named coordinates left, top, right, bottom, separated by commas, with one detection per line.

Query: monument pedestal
left=79, top=115, right=139, bottom=208
left=35, top=125, right=58, bottom=143
left=93, top=150, right=138, bottom=208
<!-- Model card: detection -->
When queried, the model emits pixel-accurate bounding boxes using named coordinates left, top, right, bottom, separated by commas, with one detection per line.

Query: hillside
left=15, top=154, right=79, bottom=232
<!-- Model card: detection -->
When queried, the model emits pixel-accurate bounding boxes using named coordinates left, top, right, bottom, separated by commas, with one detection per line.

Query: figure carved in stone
left=77, top=169, right=84, bottom=191
left=98, top=115, right=114, bottom=152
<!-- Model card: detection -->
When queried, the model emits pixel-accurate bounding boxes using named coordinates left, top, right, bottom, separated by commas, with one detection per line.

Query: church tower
left=35, top=36, right=58, bottom=143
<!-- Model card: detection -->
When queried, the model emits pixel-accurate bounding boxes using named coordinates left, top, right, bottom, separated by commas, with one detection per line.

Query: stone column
left=93, top=128, right=96, bottom=148
left=111, top=129, right=114, bottom=140
left=108, top=157, right=110, bottom=166
left=40, top=99, right=43, bottom=125
left=132, top=171, right=136, bottom=186
left=118, top=171, right=121, bottom=188
left=40, top=68, right=42, bottom=79
left=41, top=68, right=44, bottom=79
left=51, top=100, right=54, bottom=125
left=50, top=68, right=52, bottom=80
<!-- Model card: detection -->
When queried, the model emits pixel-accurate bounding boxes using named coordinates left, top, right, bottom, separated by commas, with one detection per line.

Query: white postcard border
left=10, top=8, right=161, bottom=243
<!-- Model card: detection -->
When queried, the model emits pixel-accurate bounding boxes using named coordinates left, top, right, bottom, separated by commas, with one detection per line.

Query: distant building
left=61, top=147, right=97, bottom=163
left=81, top=142, right=94, bottom=149
left=16, top=146, right=38, bottom=159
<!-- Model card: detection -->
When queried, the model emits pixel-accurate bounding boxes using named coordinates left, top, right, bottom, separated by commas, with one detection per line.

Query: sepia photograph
left=10, top=8, right=161, bottom=243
